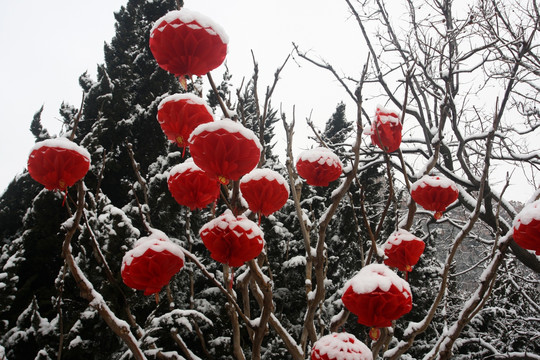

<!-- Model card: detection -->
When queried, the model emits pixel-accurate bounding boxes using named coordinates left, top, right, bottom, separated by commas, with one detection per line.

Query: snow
left=296, top=147, right=342, bottom=167
left=151, top=8, right=229, bottom=44
left=188, top=118, right=262, bottom=151
left=157, top=93, right=214, bottom=117
left=383, top=229, right=422, bottom=250
left=168, top=159, right=202, bottom=178
left=512, top=199, right=540, bottom=230
left=199, top=209, right=264, bottom=241
left=283, top=255, right=307, bottom=268
left=375, top=105, right=401, bottom=124
left=410, top=175, right=458, bottom=192
left=122, top=231, right=185, bottom=268
left=29, top=137, right=91, bottom=162
left=343, top=263, right=411, bottom=295
left=240, top=168, right=290, bottom=194
left=312, top=332, right=372, bottom=360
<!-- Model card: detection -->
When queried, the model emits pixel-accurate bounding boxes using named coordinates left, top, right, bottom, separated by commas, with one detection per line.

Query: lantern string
left=258, top=212, right=262, bottom=226
left=155, top=292, right=160, bottom=304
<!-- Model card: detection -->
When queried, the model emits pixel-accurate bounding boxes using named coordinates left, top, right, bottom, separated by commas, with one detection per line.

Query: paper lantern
left=149, top=9, right=228, bottom=77
left=411, top=175, right=459, bottom=219
left=27, top=137, right=91, bottom=191
left=240, top=169, right=289, bottom=217
left=167, top=159, right=220, bottom=210
left=296, top=147, right=342, bottom=186
left=383, top=229, right=425, bottom=272
left=121, top=231, right=185, bottom=296
left=365, top=106, right=402, bottom=153
left=189, top=119, right=262, bottom=185
left=199, top=210, right=264, bottom=267
left=311, top=332, right=372, bottom=360
left=341, top=264, right=412, bottom=332
left=157, top=94, right=214, bottom=149
left=512, top=199, right=540, bottom=255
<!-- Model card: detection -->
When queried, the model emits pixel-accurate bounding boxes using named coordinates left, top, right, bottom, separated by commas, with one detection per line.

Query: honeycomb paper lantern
left=365, top=106, right=402, bottom=153
left=157, top=93, right=214, bottom=149
left=296, top=147, right=342, bottom=186
left=27, top=137, right=91, bottom=191
left=512, top=199, right=540, bottom=255
left=311, top=332, right=372, bottom=360
left=189, top=119, right=262, bottom=185
left=149, top=9, right=228, bottom=77
left=341, top=264, right=412, bottom=331
left=383, top=229, right=425, bottom=273
left=199, top=210, right=264, bottom=267
left=121, top=231, right=185, bottom=296
left=240, top=168, right=290, bottom=217
left=167, top=159, right=220, bottom=210
left=411, top=175, right=459, bottom=219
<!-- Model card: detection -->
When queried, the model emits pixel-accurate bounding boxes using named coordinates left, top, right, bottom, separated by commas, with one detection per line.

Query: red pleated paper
left=27, top=137, right=91, bottom=191
left=149, top=9, right=228, bottom=77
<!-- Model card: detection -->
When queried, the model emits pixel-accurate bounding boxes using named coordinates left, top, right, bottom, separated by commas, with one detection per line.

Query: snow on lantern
left=383, top=229, right=425, bottom=273
left=149, top=9, right=228, bottom=78
left=311, top=332, right=373, bottom=360
left=240, top=168, right=290, bottom=219
left=188, top=119, right=261, bottom=185
left=512, top=199, right=540, bottom=255
left=296, top=147, right=342, bottom=187
left=157, top=93, right=214, bottom=150
left=167, top=159, right=220, bottom=210
left=27, top=137, right=91, bottom=191
left=411, top=175, right=459, bottom=219
left=199, top=210, right=264, bottom=267
left=341, top=264, right=412, bottom=339
left=121, top=230, right=185, bottom=296
left=365, top=106, right=402, bottom=153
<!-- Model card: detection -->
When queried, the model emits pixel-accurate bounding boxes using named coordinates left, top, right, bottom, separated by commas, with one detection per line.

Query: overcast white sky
left=0, top=0, right=534, bottom=202
left=0, top=0, right=364, bottom=195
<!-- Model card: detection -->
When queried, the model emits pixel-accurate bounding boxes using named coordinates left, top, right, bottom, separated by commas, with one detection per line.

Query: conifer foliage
left=1, top=0, right=539, bottom=359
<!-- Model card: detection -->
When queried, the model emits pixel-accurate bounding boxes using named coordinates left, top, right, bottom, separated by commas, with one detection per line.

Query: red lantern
left=157, top=94, right=214, bottom=149
left=240, top=169, right=289, bottom=217
left=168, top=160, right=220, bottom=210
left=149, top=9, right=228, bottom=77
left=383, top=229, right=425, bottom=273
left=365, top=106, right=402, bottom=153
left=121, top=231, right=185, bottom=296
left=341, top=264, right=412, bottom=333
left=189, top=119, right=261, bottom=185
left=512, top=199, right=540, bottom=255
left=311, top=332, right=372, bottom=360
left=296, top=147, right=342, bottom=186
left=411, top=175, right=459, bottom=219
left=27, top=137, right=91, bottom=191
left=199, top=210, right=264, bottom=267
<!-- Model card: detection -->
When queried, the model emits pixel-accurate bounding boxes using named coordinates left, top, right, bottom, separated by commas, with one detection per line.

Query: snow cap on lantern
left=199, top=210, right=264, bottom=267
left=383, top=229, right=425, bottom=272
left=411, top=175, right=459, bottom=219
left=157, top=93, right=214, bottom=148
left=189, top=119, right=262, bottom=184
left=296, top=147, right=342, bottom=186
left=167, top=159, right=220, bottom=210
left=341, top=264, right=412, bottom=329
left=364, top=106, right=402, bottom=153
left=512, top=199, right=540, bottom=255
left=27, top=137, right=91, bottom=191
left=240, top=168, right=290, bottom=217
left=311, top=332, right=372, bottom=360
left=121, top=230, right=185, bottom=296
left=150, top=8, right=228, bottom=77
